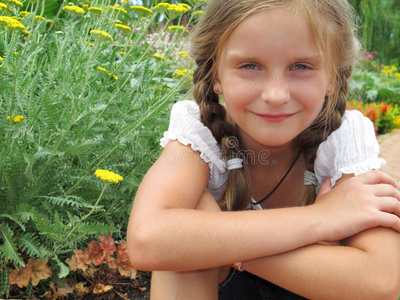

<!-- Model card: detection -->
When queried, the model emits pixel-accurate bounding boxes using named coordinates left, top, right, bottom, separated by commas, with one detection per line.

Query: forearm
left=128, top=206, right=326, bottom=271
left=243, top=228, right=400, bottom=300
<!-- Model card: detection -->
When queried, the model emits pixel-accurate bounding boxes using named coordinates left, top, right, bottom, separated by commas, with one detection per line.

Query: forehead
left=220, top=7, right=320, bottom=61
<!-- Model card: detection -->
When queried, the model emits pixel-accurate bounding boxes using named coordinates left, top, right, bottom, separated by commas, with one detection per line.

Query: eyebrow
left=224, top=51, right=322, bottom=62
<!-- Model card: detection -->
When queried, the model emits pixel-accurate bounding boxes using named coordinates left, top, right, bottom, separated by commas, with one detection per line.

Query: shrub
left=0, top=1, right=200, bottom=297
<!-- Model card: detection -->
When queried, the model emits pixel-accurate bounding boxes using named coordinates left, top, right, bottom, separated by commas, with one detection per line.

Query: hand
left=312, top=170, right=400, bottom=242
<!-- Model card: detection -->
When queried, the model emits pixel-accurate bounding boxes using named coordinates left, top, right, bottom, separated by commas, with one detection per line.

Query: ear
left=325, top=79, right=335, bottom=97
left=213, top=71, right=223, bottom=94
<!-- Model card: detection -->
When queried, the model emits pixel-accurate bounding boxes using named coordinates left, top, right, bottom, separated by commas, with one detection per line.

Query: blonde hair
left=189, top=0, right=361, bottom=210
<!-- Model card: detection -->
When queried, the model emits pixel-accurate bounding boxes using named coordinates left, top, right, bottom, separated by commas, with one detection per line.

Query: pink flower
left=363, top=51, right=370, bottom=56
left=367, top=55, right=373, bottom=60
left=372, top=51, right=378, bottom=55
left=373, top=64, right=377, bottom=68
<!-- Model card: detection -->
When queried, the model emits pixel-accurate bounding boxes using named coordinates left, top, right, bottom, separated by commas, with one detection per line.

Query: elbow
left=127, top=221, right=155, bottom=271
left=127, top=217, right=168, bottom=271
left=376, top=275, right=400, bottom=300
left=363, top=268, right=400, bottom=300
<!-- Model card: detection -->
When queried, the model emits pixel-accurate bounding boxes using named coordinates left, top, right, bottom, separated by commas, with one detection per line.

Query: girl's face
left=214, top=7, right=331, bottom=150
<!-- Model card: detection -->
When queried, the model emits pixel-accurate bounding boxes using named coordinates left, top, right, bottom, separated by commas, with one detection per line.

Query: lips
left=254, top=112, right=296, bottom=123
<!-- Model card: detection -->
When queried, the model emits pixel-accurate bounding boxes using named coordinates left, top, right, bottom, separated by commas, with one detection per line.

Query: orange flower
left=378, top=102, right=389, bottom=115
left=364, top=105, right=379, bottom=123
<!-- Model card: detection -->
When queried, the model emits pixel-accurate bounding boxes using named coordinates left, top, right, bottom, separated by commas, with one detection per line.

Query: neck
left=238, top=130, right=298, bottom=174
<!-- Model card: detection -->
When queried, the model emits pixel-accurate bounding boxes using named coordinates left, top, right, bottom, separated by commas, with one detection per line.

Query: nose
left=261, top=74, right=290, bottom=106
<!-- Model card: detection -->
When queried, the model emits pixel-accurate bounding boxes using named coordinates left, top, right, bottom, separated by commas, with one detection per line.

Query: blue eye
left=242, top=63, right=258, bottom=70
left=291, top=64, right=308, bottom=71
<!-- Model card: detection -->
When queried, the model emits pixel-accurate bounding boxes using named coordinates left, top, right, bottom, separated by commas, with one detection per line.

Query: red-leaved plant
left=65, top=234, right=137, bottom=294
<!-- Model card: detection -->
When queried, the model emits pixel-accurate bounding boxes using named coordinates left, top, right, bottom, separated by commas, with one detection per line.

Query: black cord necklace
left=251, top=151, right=302, bottom=208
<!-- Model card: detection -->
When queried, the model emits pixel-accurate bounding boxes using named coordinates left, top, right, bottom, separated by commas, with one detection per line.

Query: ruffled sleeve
left=314, top=110, right=386, bottom=189
left=160, top=100, right=228, bottom=200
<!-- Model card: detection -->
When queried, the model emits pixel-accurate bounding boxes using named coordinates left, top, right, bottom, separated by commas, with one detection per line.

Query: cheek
left=292, top=79, right=328, bottom=107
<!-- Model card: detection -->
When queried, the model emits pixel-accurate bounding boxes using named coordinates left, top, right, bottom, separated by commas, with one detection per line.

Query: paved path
left=379, top=130, right=400, bottom=183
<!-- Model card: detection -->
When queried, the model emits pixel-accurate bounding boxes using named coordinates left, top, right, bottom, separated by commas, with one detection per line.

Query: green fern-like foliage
left=0, top=0, right=192, bottom=295
left=0, top=260, right=9, bottom=298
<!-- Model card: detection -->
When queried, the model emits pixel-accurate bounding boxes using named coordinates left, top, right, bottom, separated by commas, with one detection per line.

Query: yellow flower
left=7, top=115, right=24, bottom=123
left=177, top=51, right=189, bottom=58
left=7, top=21, right=25, bottom=31
left=0, top=16, right=13, bottom=26
left=167, top=4, right=188, bottom=19
left=118, top=51, right=127, bottom=55
left=131, top=5, right=153, bottom=17
left=167, top=25, right=188, bottom=33
left=14, top=52, right=19, bottom=55
left=35, top=15, right=46, bottom=22
left=90, top=29, right=113, bottom=42
left=115, top=23, right=131, bottom=33
left=97, top=66, right=107, bottom=72
left=193, top=10, right=204, bottom=17
left=62, top=5, right=85, bottom=16
left=0, top=16, right=25, bottom=31
left=108, top=73, right=118, bottom=80
left=153, top=3, right=170, bottom=14
left=105, top=5, right=127, bottom=14
left=0, top=56, right=3, bottom=62
left=153, top=54, right=166, bottom=60
left=20, top=11, right=30, bottom=17
left=88, top=7, right=103, bottom=14
left=174, top=68, right=193, bottom=78
left=95, top=169, right=123, bottom=184
left=22, top=29, right=29, bottom=35
left=4, top=0, right=23, bottom=7
left=0, top=3, right=7, bottom=10
left=394, top=115, right=400, bottom=129
left=179, top=3, right=192, bottom=10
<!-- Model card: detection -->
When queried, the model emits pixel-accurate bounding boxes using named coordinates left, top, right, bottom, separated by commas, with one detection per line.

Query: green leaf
left=17, top=233, right=42, bottom=258
left=0, top=224, right=25, bottom=268
left=77, top=222, right=118, bottom=234
left=0, top=261, right=9, bottom=297
left=53, top=256, right=70, bottom=279
left=0, top=214, right=26, bottom=231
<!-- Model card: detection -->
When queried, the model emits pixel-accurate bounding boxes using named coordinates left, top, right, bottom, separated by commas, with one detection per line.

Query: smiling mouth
left=255, top=113, right=295, bottom=122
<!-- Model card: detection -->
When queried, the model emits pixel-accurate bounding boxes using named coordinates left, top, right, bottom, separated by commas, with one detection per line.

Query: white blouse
left=160, top=100, right=386, bottom=205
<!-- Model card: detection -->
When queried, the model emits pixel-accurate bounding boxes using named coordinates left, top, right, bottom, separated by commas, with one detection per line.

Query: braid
left=193, top=59, right=252, bottom=211
left=297, top=65, right=352, bottom=206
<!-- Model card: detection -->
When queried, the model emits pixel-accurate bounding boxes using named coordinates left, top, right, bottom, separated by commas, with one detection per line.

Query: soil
left=66, top=271, right=151, bottom=300
left=5, top=271, right=151, bottom=300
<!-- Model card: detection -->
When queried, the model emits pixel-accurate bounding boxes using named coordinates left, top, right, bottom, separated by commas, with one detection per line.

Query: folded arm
left=127, top=141, right=400, bottom=273
left=127, top=141, right=334, bottom=271
left=243, top=175, right=400, bottom=300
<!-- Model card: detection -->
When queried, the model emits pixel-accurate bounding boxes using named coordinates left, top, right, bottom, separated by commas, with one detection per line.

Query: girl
left=127, top=0, right=400, bottom=299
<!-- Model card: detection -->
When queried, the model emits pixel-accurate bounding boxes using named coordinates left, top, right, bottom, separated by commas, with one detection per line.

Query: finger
left=355, top=170, right=398, bottom=188
left=372, top=184, right=400, bottom=200
left=317, top=177, right=332, bottom=196
left=374, top=213, right=400, bottom=233
left=374, top=196, right=400, bottom=217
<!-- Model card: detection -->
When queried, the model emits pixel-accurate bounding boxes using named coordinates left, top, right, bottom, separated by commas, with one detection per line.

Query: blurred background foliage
left=349, top=0, right=400, bottom=65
